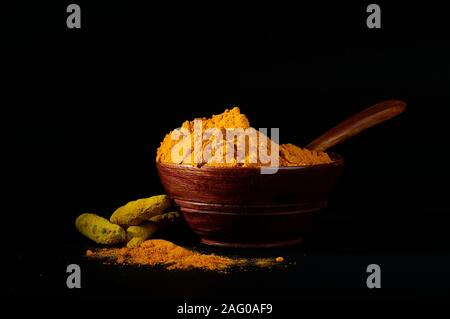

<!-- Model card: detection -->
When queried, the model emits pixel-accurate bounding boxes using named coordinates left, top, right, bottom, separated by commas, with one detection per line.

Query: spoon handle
left=306, top=99, right=407, bottom=152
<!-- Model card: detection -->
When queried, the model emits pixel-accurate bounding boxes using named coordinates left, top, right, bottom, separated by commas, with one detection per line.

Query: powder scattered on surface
left=156, top=107, right=332, bottom=167
left=87, top=239, right=280, bottom=272
left=253, top=259, right=276, bottom=268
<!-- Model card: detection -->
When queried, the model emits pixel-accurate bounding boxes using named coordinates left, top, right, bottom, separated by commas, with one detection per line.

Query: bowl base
left=199, top=237, right=303, bottom=248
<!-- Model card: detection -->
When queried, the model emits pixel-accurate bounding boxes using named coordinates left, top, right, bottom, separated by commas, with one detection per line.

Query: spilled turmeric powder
left=156, top=107, right=331, bottom=167
left=87, top=239, right=281, bottom=272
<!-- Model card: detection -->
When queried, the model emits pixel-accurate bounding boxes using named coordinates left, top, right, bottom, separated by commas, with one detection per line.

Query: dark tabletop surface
left=8, top=200, right=450, bottom=301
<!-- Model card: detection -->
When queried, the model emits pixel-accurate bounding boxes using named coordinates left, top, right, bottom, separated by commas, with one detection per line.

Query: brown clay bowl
left=156, top=154, right=343, bottom=248
left=155, top=100, right=408, bottom=248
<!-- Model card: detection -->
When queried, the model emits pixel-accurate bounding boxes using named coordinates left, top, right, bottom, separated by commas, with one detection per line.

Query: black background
left=5, top=2, right=450, bottom=303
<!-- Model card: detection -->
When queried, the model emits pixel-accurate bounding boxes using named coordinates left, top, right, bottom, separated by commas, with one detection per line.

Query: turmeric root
left=149, top=211, right=180, bottom=224
left=75, top=213, right=126, bottom=244
left=126, top=211, right=181, bottom=248
left=110, top=195, right=172, bottom=227
left=126, top=223, right=160, bottom=248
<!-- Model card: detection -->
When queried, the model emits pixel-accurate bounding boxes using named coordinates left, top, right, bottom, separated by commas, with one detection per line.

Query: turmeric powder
left=279, top=143, right=332, bottom=166
left=156, top=107, right=331, bottom=167
left=87, top=239, right=280, bottom=272
left=89, top=239, right=240, bottom=271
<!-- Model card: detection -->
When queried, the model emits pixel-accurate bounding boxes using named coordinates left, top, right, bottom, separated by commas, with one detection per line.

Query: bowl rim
left=156, top=152, right=344, bottom=172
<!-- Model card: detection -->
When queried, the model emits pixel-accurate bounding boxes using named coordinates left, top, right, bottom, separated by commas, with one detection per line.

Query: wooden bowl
left=156, top=154, right=343, bottom=248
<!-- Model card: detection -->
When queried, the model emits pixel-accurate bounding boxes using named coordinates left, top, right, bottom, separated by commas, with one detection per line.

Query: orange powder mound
left=156, top=107, right=331, bottom=167
left=156, top=107, right=253, bottom=167
left=87, top=239, right=280, bottom=272
left=89, top=239, right=240, bottom=271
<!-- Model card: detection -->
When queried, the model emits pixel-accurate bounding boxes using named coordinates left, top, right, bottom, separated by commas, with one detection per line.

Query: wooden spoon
left=306, top=99, right=407, bottom=152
